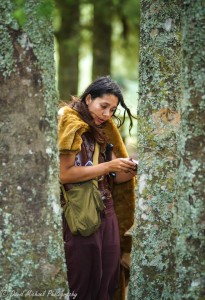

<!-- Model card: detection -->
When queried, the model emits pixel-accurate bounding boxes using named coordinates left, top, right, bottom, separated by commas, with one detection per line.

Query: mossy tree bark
left=55, top=0, right=80, bottom=99
left=0, top=0, right=67, bottom=296
left=174, top=1, right=205, bottom=299
left=129, top=1, right=205, bottom=299
left=128, top=1, right=181, bottom=299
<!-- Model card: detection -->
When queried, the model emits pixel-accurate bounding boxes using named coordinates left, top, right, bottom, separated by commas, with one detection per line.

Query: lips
left=96, top=117, right=105, bottom=124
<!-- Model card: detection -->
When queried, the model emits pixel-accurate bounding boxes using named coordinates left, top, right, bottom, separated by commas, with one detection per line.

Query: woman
left=58, top=76, right=137, bottom=300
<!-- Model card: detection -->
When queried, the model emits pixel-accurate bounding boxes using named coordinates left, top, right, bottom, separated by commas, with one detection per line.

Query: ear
left=85, top=94, right=92, bottom=105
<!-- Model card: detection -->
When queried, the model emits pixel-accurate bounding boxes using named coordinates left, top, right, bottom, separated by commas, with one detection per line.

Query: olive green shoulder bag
left=61, top=143, right=105, bottom=237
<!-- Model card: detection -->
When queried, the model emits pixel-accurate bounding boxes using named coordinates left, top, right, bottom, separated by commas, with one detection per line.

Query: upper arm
left=60, top=153, right=75, bottom=180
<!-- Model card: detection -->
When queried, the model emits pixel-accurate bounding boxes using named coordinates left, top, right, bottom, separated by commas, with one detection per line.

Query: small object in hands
left=129, top=158, right=138, bottom=170
left=130, top=158, right=138, bottom=165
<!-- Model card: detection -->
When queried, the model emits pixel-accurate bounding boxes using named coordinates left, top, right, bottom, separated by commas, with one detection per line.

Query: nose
left=103, top=109, right=111, bottom=117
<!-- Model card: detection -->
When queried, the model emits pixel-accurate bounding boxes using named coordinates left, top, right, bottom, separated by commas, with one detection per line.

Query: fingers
left=119, top=158, right=137, bottom=171
left=109, top=158, right=135, bottom=173
left=108, top=158, right=137, bottom=173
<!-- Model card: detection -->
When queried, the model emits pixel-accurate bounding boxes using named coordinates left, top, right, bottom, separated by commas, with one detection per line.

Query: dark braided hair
left=80, top=76, right=135, bottom=133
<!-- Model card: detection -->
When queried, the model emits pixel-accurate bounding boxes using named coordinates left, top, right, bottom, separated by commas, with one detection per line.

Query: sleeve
left=58, top=107, right=89, bottom=154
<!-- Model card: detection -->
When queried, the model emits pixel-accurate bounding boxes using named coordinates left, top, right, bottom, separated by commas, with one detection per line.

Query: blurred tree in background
left=54, top=0, right=140, bottom=102
left=92, top=0, right=112, bottom=80
left=53, top=0, right=140, bottom=156
left=55, top=0, right=80, bottom=99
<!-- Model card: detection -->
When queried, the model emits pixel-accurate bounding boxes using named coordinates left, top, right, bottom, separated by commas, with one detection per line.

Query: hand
left=129, top=158, right=138, bottom=172
left=107, top=158, right=137, bottom=173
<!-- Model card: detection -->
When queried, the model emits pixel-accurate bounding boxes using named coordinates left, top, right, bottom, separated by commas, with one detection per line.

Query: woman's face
left=86, top=94, right=118, bottom=125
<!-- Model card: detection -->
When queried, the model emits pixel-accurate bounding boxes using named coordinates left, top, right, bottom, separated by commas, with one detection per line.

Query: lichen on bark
left=0, top=0, right=67, bottom=295
left=173, top=1, right=205, bottom=299
left=128, top=1, right=205, bottom=299
left=128, top=1, right=181, bottom=299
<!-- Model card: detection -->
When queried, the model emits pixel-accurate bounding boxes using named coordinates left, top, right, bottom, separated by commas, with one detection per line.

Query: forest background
left=0, top=0, right=204, bottom=300
left=53, top=0, right=140, bottom=156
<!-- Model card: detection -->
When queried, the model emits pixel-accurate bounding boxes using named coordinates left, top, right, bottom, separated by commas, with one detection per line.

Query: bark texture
left=0, top=0, right=67, bottom=297
left=128, top=1, right=181, bottom=299
left=128, top=0, right=205, bottom=299
left=174, top=1, right=205, bottom=299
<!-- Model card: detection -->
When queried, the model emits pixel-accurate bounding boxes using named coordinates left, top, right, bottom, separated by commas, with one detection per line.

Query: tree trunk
left=0, top=0, right=67, bottom=296
left=174, top=1, right=205, bottom=298
left=128, top=1, right=181, bottom=299
left=55, top=0, right=80, bottom=99
left=92, top=0, right=112, bottom=79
